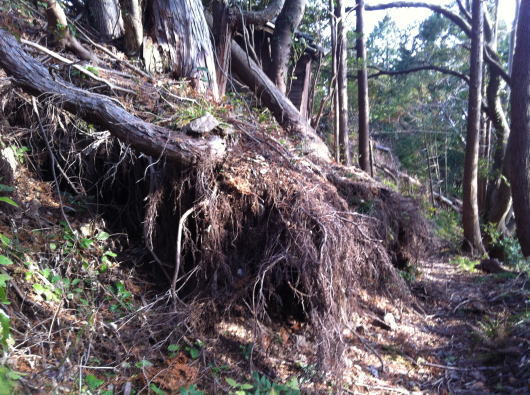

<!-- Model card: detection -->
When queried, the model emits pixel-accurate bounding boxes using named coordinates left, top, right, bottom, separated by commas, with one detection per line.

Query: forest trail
left=344, top=258, right=529, bottom=394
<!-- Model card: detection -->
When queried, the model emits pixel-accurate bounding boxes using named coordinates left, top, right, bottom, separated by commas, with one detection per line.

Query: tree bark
left=45, top=0, right=96, bottom=62
left=238, top=0, right=286, bottom=26
left=231, top=40, right=330, bottom=160
left=268, top=0, right=306, bottom=94
left=356, top=0, right=369, bottom=172
left=462, top=0, right=485, bottom=254
left=88, top=0, right=124, bottom=40
left=119, top=0, right=143, bottom=54
left=336, top=0, right=350, bottom=165
left=150, top=0, right=218, bottom=99
left=507, top=0, right=530, bottom=256
left=0, top=29, right=225, bottom=167
left=212, top=0, right=234, bottom=97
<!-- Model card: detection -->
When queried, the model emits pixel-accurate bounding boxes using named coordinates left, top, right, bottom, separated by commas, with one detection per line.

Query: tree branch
left=367, top=65, right=470, bottom=84
left=365, top=1, right=511, bottom=86
left=365, top=1, right=471, bottom=35
left=236, top=0, right=286, bottom=25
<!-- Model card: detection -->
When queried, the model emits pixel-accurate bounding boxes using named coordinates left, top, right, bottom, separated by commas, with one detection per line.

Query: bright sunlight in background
left=360, top=0, right=518, bottom=34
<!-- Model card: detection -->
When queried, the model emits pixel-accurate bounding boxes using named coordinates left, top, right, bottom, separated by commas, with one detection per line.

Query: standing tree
left=507, top=0, right=530, bottom=256
left=336, top=0, right=350, bottom=165
left=268, top=0, right=307, bottom=94
left=150, top=0, right=218, bottom=98
left=119, top=0, right=143, bottom=54
left=88, top=0, right=124, bottom=41
left=356, top=0, right=370, bottom=172
left=462, top=0, right=485, bottom=254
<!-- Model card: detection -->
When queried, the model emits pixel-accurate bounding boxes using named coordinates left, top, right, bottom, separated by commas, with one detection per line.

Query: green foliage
left=179, top=384, right=204, bottom=395
left=85, top=374, right=104, bottom=390
left=0, top=365, right=21, bottom=395
left=450, top=256, right=479, bottom=272
left=429, top=207, right=462, bottom=248
left=483, top=224, right=528, bottom=270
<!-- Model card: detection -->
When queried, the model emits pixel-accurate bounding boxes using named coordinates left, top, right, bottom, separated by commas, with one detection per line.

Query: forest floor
left=0, top=167, right=528, bottom=394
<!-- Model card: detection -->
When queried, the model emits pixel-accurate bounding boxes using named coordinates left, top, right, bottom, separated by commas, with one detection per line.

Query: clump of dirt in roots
left=4, top=91, right=430, bottom=373
left=138, top=132, right=427, bottom=370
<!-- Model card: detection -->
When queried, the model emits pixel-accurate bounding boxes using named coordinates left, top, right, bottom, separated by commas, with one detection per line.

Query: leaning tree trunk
left=231, top=41, right=330, bottom=160
left=119, top=0, right=143, bottom=54
left=268, top=0, right=306, bottom=94
left=336, top=0, right=351, bottom=166
left=462, top=0, right=485, bottom=254
left=88, top=0, right=124, bottom=40
left=356, top=0, right=370, bottom=172
left=150, top=0, right=218, bottom=99
left=507, top=0, right=530, bottom=256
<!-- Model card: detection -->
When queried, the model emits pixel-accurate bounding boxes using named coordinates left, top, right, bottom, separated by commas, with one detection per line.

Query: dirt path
left=341, top=258, right=529, bottom=394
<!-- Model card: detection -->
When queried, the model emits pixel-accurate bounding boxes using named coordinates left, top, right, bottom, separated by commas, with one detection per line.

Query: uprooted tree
left=0, top=0, right=430, bottom=371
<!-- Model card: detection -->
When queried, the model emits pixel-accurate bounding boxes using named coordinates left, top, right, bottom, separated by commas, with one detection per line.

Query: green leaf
left=225, top=377, right=238, bottom=387
left=0, top=197, right=18, bottom=207
left=149, top=384, right=167, bottom=395
left=0, top=256, right=13, bottom=266
left=85, top=374, right=104, bottom=390
left=135, top=359, right=153, bottom=368
left=240, top=383, right=253, bottom=390
left=0, top=309, right=11, bottom=350
left=49, top=243, right=57, bottom=251
left=0, top=274, right=11, bottom=287
left=96, top=232, right=110, bottom=241
left=0, top=234, right=11, bottom=247
left=167, top=344, right=181, bottom=352
left=187, top=347, right=200, bottom=359
left=79, top=238, right=93, bottom=249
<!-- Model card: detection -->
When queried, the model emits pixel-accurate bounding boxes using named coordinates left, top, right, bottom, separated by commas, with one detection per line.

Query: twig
left=21, top=39, right=136, bottom=95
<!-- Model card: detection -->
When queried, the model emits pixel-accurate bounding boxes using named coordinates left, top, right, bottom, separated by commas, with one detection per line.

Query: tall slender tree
left=462, top=0, right=485, bottom=254
left=507, top=0, right=530, bottom=256
left=356, top=0, right=370, bottom=172
left=336, top=0, right=351, bottom=165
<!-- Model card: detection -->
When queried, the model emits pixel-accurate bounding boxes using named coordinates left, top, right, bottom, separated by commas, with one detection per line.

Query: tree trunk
left=88, top=0, right=124, bottom=40
left=356, top=0, right=370, bottom=172
left=45, top=0, right=96, bottom=62
left=329, top=0, right=340, bottom=162
left=336, top=0, right=351, bottom=165
left=0, top=29, right=225, bottom=167
left=150, top=0, right=218, bottom=99
left=507, top=0, right=530, bottom=256
left=119, top=0, right=143, bottom=54
left=212, top=0, right=234, bottom=97
left=462, top=0, right=485, bottom=254
left=268, top=0, right=306, bottom=94
left=231, top=40, right=330, bottom=160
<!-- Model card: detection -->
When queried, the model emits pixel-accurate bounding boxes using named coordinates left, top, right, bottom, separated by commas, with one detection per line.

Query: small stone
left=384, top=312, right=397, bottom=330
left=183, top=112, right=219, bottom=135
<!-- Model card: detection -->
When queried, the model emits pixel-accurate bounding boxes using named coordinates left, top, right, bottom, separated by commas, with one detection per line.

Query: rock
left=183, top=112, right=219, bottom=136
left=384, top=312, right=397, bottom=330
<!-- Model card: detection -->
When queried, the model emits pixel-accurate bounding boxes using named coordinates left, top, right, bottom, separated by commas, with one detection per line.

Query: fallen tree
left=0, top=29, right=226, bottom=166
